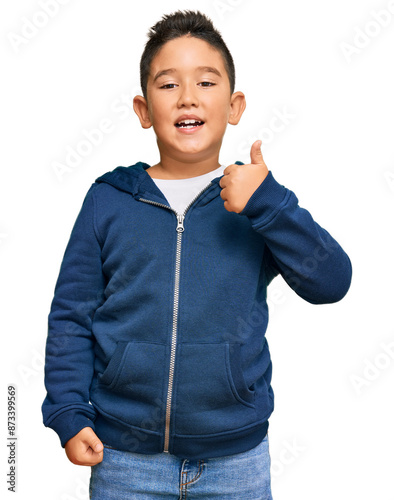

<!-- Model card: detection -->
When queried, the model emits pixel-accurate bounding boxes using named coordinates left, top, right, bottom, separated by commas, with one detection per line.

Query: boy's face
left=134, top=36, right=245, bottom=164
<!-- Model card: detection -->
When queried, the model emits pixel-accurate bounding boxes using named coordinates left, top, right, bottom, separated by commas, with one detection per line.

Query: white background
left=1, top=0, right=394, bottom=498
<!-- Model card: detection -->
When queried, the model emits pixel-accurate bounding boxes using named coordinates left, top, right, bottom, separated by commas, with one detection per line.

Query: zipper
left=139, top=181, right=213, bottom=453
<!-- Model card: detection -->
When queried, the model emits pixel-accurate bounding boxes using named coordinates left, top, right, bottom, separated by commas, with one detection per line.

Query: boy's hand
left=219, top=140, right=269, bottom=213
left=65, top=427, right=104, bottom=466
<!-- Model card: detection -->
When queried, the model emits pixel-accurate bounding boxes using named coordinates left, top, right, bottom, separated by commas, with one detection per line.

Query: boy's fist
left=219, top=140, right=269, bottom=213
left=65, top=427, right=104, bottom=466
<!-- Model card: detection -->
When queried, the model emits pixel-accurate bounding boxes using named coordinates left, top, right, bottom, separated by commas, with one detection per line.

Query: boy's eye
left=159, top=82, right=215, bottom=89
left=160, top=83, right=177, bottom=89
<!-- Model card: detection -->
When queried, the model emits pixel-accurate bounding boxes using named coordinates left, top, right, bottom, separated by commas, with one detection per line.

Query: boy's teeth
left=176, top=119, right=203, bottom=128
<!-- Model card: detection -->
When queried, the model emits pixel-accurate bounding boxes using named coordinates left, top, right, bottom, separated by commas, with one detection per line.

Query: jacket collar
left=95, top=161, right=243, bottom=206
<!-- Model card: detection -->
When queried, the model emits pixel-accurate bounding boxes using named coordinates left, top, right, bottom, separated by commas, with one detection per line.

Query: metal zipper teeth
left=139, top=181, right=213, bottom=453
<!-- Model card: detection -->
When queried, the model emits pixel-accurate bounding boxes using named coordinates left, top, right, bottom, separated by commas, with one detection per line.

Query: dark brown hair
left=139, top=10, right=235, bottom=99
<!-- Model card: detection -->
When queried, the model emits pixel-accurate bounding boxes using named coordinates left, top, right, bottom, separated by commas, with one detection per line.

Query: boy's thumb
left=91, top=438, right=104, bottom=453
left=250, top=140, right=264, bottom=165
left=85, top=428, right=103, bottom=453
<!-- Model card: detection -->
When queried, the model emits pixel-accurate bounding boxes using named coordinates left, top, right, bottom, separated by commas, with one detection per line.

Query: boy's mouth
left=175, top=119, right=205, bottom=129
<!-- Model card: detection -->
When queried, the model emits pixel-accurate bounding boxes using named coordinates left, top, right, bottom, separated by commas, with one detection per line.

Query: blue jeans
left=89, top=433, right=272, bottom=499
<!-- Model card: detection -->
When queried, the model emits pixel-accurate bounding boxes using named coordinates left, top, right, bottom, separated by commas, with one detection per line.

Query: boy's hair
left=140, top=10, right=235, bottom=99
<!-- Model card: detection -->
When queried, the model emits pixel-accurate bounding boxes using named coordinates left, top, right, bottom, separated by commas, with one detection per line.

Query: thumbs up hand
left=219, top=140, right=269, bottom=213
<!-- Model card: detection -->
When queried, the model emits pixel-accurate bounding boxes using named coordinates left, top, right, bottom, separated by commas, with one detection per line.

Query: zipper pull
left=176, top=214, right=185, bottom=232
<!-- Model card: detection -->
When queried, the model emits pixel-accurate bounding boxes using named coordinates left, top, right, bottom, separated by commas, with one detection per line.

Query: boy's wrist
left=239, top=171, right=289, bottom=222
left=44, top=407, right=96, bottom=448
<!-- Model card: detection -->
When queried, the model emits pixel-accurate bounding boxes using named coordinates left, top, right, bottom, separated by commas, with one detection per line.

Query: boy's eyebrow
left=197, top=66, right=222, bottom=77
left=152, top=66, right=222, bottom=82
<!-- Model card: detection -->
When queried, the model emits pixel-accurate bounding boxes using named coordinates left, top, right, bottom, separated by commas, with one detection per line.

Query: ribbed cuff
left=47, top=408, right=96, bottom=448
left=240, top=171, right=290, bottom=224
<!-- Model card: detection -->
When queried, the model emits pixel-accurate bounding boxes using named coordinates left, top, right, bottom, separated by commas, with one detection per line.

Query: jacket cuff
left=46, top=408, right=96, bottom=448
left=240, top=171, right=290, bottom=224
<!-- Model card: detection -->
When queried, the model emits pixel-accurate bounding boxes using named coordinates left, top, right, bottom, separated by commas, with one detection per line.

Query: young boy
left=42, top=10, right=352, bottom=499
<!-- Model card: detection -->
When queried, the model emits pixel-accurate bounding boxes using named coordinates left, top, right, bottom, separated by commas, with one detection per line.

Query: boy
left=42, top=10, right=352, bottom=499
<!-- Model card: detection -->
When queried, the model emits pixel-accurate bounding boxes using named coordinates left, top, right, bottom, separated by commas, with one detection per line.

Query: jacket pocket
left=93, top=341, right=167, bottom=427
left=97, top=341, right=129, bottom=388
left=175, top=342, right=257, bottom=436
left=225, top=342, right=256, bottom=407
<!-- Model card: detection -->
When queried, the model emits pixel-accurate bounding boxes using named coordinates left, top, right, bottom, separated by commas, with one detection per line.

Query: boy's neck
left=147, top=155, right=221, bottom=180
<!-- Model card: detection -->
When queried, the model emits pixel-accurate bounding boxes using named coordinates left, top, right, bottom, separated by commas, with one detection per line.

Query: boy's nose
left=177, top=83, right=199, bottom=108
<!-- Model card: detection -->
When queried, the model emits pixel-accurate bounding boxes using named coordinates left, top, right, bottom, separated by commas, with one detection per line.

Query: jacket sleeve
left=240, top=171, right=352, bottom=304
left=41, top=184, right=106, bottom=447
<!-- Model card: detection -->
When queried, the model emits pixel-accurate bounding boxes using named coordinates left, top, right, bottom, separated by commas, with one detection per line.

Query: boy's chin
left=175, top=144, right=215, bottom=157
left=157, top=137, right=220, bottom=160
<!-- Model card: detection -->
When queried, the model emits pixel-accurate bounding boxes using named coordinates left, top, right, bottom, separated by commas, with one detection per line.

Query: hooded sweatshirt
left=42, top=161, right=352, bottom=460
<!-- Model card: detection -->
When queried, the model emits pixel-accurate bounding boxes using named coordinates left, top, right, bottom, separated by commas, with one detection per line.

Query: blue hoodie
left=42, top=161, right=352, bottom=459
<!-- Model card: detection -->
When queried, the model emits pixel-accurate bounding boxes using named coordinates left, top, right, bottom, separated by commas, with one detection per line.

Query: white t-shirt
left=149, top=164, right=226, bottom=215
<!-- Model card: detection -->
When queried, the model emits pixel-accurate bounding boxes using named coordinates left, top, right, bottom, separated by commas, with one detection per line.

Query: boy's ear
left=228, top=91, right=246, bottom=125
left=133, top=95, right=152, bottom=129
